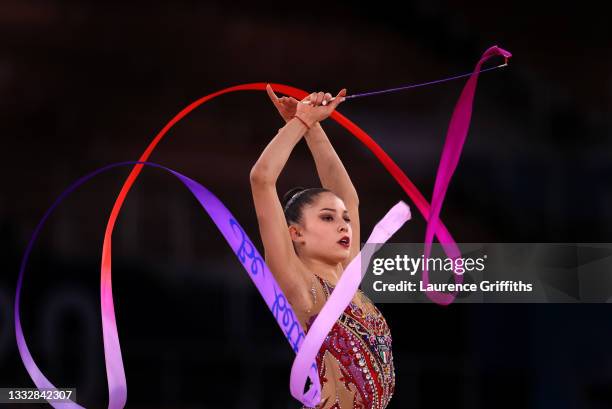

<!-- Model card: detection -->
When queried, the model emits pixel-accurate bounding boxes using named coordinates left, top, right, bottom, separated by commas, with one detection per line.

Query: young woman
left=249, top=85, right=395, bottom=409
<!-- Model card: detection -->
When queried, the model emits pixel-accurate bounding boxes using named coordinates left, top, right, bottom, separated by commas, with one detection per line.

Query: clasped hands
left=266, top=84, right=347, bottom=129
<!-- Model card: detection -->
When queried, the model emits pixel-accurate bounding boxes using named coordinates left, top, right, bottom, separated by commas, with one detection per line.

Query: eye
left=322, top=215, right=333, bottom=221
left=344, top=217, right=351, bottom=223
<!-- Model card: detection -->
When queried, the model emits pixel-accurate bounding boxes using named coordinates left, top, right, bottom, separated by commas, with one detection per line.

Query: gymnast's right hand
left=295, top=88, right=347, bottom=128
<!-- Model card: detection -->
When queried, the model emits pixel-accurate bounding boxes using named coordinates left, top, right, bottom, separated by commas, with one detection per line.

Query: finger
left=329, top=88, right=347, bottom=109
left=266, top=84, right=280, bottom=104
left=316, top=92, right=324, bottom=106
left=310, top=92, right=318, bottom=106
left=322, top=92, right=332, bottom=106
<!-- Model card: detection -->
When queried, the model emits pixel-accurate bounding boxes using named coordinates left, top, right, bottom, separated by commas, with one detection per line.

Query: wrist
left=304, top=121, right=322, bottom=136
left=293, top=113, right=316, bottom=130
left=288, top=116, right=309, bottom=132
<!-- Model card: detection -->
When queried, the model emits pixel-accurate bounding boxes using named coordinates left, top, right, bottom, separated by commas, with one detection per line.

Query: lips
left=337, top=235, right=350, bottom=248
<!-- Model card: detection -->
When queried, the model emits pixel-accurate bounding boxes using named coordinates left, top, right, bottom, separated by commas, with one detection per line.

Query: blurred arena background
left=1, top=1, right=610, bottom=408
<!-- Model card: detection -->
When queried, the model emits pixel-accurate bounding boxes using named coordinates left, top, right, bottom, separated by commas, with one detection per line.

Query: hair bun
left=282, top=186, right=306, bottom=209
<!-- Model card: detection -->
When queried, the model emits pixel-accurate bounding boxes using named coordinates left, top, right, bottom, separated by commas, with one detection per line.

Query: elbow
left=348, top=189, right=360, bottom=207
left=335, top=189, right=359, bottom=207
left=249, top=165, right=274, bottom=186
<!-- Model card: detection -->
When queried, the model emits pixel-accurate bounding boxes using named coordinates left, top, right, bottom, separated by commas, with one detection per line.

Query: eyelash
left=322, top=215, right=351, bottom=223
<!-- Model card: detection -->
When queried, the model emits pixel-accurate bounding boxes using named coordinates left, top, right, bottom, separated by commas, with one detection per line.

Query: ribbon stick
left=302, top=59, right=508, bottom=104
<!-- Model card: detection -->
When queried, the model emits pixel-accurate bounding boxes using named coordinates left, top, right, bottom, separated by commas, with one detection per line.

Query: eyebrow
left=319, top=208, right=348, bottom=214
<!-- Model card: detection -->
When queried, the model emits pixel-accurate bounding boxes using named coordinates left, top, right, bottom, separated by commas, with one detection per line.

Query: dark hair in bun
left=282, top=186, right=332, bottom=224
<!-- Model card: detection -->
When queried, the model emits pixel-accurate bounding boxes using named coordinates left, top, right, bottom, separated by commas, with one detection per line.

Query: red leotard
left=301, top=275, right=395, bottom=409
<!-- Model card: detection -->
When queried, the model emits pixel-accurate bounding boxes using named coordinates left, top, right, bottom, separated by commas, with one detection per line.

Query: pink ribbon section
left=421, top=45, right=512, bottom=305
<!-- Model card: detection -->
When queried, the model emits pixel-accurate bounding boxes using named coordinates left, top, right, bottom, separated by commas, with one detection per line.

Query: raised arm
left=250, top=118, right=311, bottom=309
left=250, top=85, right=346, bottom=310
left=250, top=118, right=307, bottom=185
left=304, top=122, right=359, bottom=206
left=303, top=121, right=360, bottom=270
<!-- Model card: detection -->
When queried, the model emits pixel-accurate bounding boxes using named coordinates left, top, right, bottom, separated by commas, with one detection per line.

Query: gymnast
left=249, top=85, right=395, bottom=409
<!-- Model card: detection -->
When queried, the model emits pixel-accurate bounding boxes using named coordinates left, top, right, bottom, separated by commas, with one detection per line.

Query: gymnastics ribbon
left=14, top=161, right=409, bottom=408
left=420, top=45, right=512, bottom=304
left=15, top=44, right=510, bottom=407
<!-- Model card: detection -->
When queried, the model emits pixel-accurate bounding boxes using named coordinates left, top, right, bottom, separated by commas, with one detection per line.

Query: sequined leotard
left=301, top=275, right=395, bottom=409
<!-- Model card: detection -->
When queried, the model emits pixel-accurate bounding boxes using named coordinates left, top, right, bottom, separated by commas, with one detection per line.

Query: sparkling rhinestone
left=356, top=353, right=361, bottom=358
left=362, top=367, right=368, bottom=373
left=352, top=347, right=358, bottom=352
left=366, top=373, right=371, bottom=380
left=350, top=341, right=355, bottom=346
left=359, top=358, right=366, bottom=366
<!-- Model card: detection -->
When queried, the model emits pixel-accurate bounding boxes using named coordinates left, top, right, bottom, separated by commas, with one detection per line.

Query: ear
left=288, top=224, right=303, bottom=242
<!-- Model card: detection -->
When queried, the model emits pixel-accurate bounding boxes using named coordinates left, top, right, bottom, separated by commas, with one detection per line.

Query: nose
left=338, top=223, right=348, bottom=233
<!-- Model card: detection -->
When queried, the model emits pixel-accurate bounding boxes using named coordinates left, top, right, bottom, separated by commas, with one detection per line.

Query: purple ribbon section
left=15, top=161, right=410, bottom=408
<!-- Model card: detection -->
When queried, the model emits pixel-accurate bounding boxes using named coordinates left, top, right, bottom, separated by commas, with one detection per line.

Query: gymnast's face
left=290, top=192, right=352, bottom=264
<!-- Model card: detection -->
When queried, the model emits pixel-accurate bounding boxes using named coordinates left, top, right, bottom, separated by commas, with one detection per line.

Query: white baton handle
left=300, top=97, right=344, bottom=105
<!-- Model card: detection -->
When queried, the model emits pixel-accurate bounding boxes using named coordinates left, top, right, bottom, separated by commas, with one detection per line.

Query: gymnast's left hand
left=266, top=84, right=299, bottom=123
